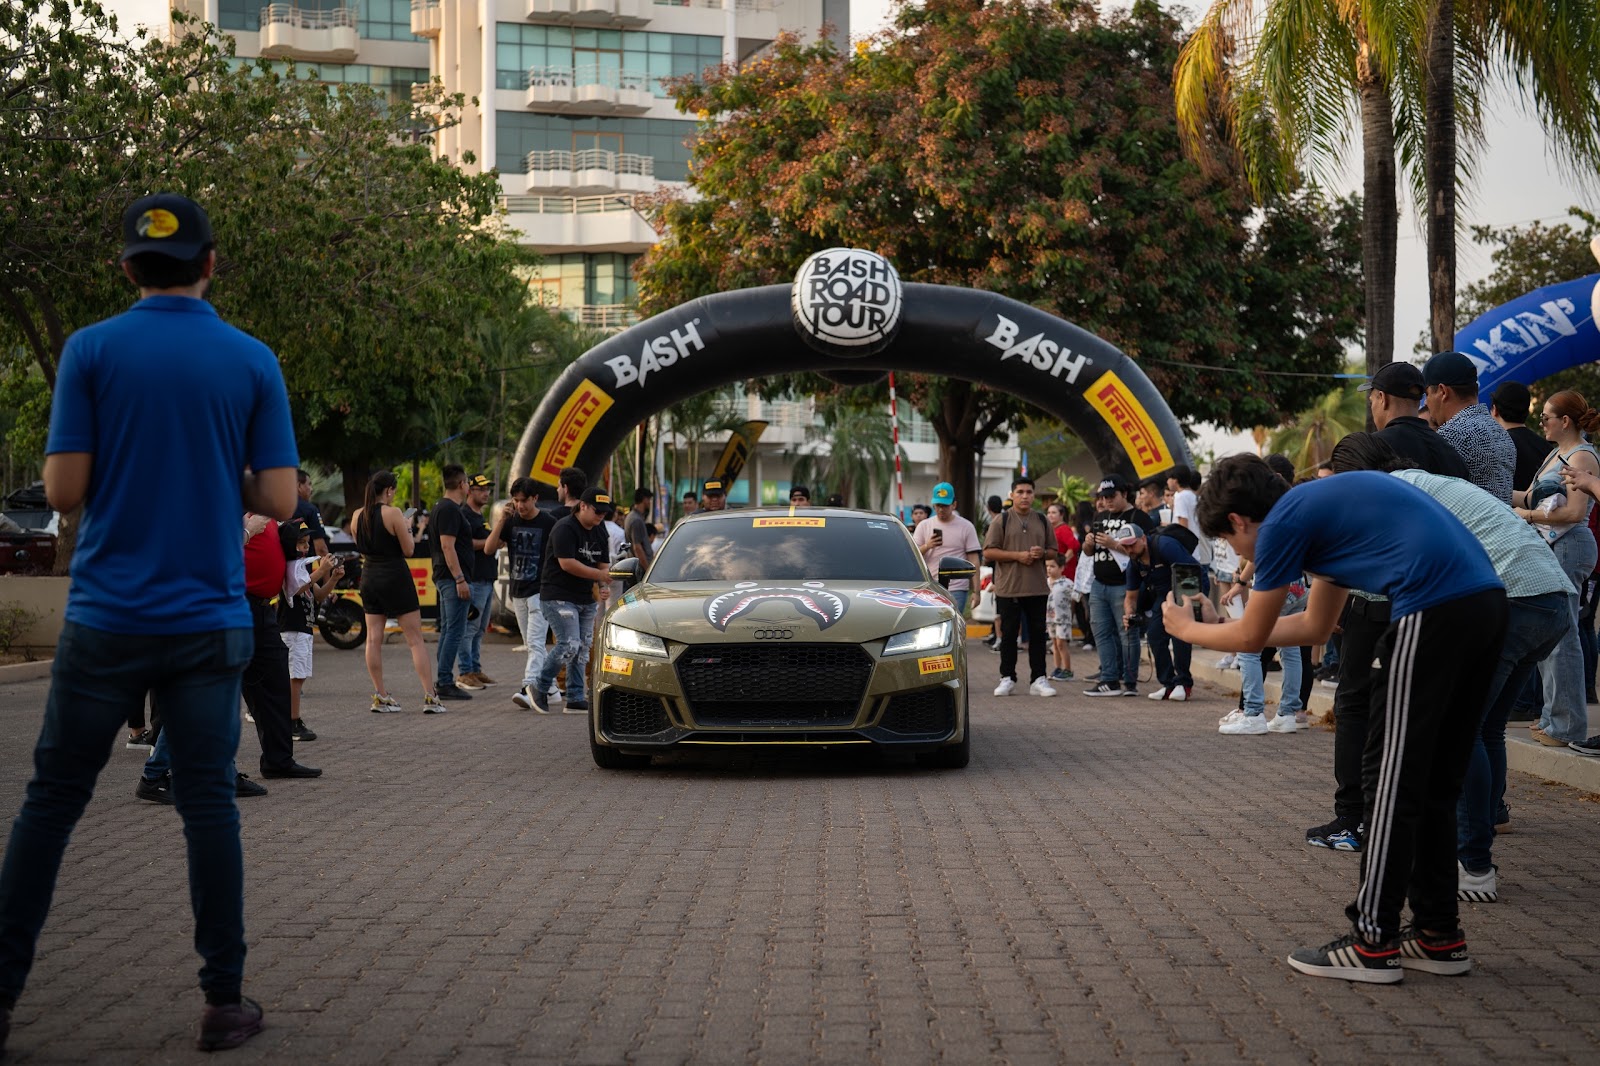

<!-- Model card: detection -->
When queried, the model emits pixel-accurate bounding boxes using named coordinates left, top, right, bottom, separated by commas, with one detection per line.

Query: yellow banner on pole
left=710, top=420, right=769, bottom=490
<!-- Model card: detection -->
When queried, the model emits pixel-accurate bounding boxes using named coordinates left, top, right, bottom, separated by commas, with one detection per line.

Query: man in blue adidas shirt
left=1162, top=455, right=1506, bottom=985
left=0, top=194, right=298, bottom=1055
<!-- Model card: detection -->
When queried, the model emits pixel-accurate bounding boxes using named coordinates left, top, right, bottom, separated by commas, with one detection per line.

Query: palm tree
left=1265, top=386, right=1367, bottom=475
left=787, top=399, right=906, bottom=510
left=1176, top=0, right=1600, bottom=375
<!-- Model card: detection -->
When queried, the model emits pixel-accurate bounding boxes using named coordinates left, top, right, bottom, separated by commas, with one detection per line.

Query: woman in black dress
left=354, top=470, right=442, bottom=713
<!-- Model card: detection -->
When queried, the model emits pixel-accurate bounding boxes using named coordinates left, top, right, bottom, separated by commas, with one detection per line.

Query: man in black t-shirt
left=530, top=488, right=615, bottom=714
left=1082, top=476, right=1158, bottom=697
left=429, top=464, right=475, bottom=701
left=487, top=476, right=559, bottom=710
left=1491, top=381, right=1556, bottom=492
left=292, top=468, right=328, bottom=558
left=456, top=473, right=498, bottom=690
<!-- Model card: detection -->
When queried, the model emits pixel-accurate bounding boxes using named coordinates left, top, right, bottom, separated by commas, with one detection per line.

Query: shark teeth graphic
left=705, top=588, right=848, bottom=631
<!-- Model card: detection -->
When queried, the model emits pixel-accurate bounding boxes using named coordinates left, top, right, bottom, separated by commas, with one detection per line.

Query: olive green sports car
left=595, top=508, right=976, bottom=770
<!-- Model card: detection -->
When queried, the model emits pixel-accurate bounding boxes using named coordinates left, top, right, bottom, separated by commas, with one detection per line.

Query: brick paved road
left=0, top=638, right=1596, bottom=1064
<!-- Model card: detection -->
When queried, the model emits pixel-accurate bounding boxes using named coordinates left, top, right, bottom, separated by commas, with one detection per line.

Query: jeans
left=512, top=594, right=553, bottom=692
left=948, top=589, right=969, bottom=616
left=435, top=582, right=473, bottom=689
left=0, top=622, right=253, bottom=1007
left=1580, top=576, right=1598, bottom=698
left=997, top=595, right=1047, bottom=683
left=1143, top=604, right=1193, bottom=690
left=1088, top=578, right=1139, bottom=688
left=1537, top=527, right=1596, bottom=743
left=1457, top=590, right=1569, bottom=871
left=1240, top=645, right=1302, bottom=716
left=535, top=598, right=598, bottom=705
left=459, top=580, right=494, bottom=675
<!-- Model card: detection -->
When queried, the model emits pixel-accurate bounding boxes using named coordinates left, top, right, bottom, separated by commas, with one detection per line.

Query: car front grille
left=602, top=690, right=671, bottom=737
left=676, top=643, right=872, bottom=726
left=879, top=688, right=956, bottom=736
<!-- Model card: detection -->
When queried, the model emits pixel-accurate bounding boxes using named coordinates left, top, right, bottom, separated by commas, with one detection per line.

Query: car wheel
left=591, top=737, right=651, bottom=770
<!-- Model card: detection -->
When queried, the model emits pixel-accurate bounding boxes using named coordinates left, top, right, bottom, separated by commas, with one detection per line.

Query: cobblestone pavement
left=0, top=637, right=1596, bottom=1065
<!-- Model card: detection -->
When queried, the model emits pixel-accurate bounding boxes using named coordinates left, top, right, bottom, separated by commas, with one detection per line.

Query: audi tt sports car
left=593, top=508, right=975, bottom=770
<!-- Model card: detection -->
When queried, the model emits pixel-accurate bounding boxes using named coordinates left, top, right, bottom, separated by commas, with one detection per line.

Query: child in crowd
left=278, top=521, right=344, bottom=741
left=1045, top=554, right=1074, bottom=682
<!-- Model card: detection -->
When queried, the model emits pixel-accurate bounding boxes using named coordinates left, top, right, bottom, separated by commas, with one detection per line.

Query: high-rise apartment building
left=173, top=0, right=844, bottom=329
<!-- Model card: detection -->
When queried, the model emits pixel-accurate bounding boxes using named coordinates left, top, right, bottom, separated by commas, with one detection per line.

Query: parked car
left=2, top=482, right=58, bottom=574
left=594, top=507, right=976, bottom=771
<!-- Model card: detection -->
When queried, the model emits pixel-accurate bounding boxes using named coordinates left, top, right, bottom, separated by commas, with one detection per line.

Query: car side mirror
left=609, top=556, right=642, bottom=590
left=936, top=556, right=977, bottom=589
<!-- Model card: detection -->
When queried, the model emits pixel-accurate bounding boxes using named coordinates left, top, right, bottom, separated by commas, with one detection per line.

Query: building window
left=360, top=0, right=426, bottom=40
left=497, top=112, right=697, bottom=182
left=494, top=24, right=722, bottom=96
left=226, top=58, right=429, bottom=108
left=527, top=253, right=642, bottom=308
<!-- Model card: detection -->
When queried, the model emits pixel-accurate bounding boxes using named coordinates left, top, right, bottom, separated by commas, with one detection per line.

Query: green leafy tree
left=0, top=0, right=538, bottom=519
left=786, top=393, right=906, bottom=509
left=1266, top=386, right=1368, bottom=475
left=637, top=0, right=1364, bottom=509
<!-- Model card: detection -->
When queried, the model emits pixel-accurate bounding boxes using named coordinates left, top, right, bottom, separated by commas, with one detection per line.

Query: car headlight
left=882, top=621, right=953, bottom=656
left=608, top=624, right=668, bottom=659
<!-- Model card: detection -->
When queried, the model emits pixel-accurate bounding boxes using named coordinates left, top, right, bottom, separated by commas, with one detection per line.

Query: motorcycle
left=317, top=554, right=367, bottom=651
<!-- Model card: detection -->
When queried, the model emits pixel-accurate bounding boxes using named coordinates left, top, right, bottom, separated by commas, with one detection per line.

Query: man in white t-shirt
left=1168, top=465, right=1212, bottom=567
left=913, top=481, right=981, bottom=614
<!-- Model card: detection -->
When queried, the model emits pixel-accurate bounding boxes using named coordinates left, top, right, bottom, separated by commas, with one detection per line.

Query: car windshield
left=649, top=514, right=924, bottom=583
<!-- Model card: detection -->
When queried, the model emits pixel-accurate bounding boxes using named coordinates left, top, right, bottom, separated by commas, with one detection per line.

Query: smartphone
left=1172, top=563, right=1204, bottom=621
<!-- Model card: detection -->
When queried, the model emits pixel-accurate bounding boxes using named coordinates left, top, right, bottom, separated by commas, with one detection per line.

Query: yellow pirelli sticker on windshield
left=918, top=655, right=955, bottom=675
left=753, top=517, right=826, bottom=528
left=602, top=654, right=633, bottom=675
left=1083, top=370, right=1172, bottom=478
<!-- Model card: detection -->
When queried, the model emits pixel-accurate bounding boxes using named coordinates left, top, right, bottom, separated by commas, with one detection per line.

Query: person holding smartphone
left=1116, top=523, right=1208, bottom=702
left=913, top=482, right=980, bottom=615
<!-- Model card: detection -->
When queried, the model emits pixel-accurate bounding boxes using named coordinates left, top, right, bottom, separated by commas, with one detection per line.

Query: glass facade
left=528, top=253, right=642, bottom=308
left=494, top=24, right=722, bottom=95
left=497, top=113, right=696, bottom=181
left=226, top=58, right=428, bottom=106
left=219, top=0, right=422, bottom=39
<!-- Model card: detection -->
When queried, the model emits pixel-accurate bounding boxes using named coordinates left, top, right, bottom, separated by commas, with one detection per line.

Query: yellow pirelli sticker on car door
left=602, top=654, right=633, bottom=675
left=918, top=655, right=955, bottom=675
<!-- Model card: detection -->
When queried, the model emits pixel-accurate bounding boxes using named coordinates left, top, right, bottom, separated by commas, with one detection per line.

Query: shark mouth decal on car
left=705, top=584, right=848, bottom=631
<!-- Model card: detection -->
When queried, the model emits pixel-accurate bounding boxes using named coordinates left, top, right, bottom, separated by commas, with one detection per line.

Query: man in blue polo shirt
left=0, top=194, right=298, bottom=1055
left=1163, top=455, right=1507, bottom=985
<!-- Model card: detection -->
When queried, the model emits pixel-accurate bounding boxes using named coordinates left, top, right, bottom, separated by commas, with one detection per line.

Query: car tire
left=591, top=737, right=651, bottom=770
left=917, top=719, right=971, bottom=770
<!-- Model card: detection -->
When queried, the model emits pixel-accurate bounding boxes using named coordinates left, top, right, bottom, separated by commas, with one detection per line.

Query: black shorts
left=360, top=560, right=419, bottom=618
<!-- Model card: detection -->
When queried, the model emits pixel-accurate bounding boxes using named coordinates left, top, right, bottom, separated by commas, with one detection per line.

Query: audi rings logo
left=751, top=628, right=794, bottom=640
left=791, top=248, right=903, bottom=358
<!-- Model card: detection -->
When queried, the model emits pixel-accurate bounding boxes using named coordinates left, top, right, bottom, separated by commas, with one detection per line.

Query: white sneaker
left=512, top=686, right=534, bottom=710
left=1148, top=686, right=1172, bottom=701
left=1219, top=713, right=1269, bottom=735
left=1457, top=861, right=1498, bottom=902
left=1028, top=677, right=1057, bottom=697
left=1267, top=712, right=1305, bottom=733
left=1218, top=709, right=1246, bottom=726
left=1167, top=685, right=1190, bottom=702
left=994, top=677, right=1017, bottom=697
left=1215, top=653, right=1237, bottom=670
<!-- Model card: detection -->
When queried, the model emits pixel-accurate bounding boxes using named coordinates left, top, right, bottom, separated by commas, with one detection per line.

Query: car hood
left=611, top=580, right=958, bottom=642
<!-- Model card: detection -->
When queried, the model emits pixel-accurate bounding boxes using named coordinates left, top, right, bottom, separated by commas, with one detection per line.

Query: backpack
left=1151, top=521, right=1199, bottom=555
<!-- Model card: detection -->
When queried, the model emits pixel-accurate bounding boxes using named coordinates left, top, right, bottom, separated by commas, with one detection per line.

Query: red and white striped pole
left=889, top=372, right=904, bottom=522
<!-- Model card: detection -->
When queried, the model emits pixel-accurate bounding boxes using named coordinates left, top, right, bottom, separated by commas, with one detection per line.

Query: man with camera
left=1117, top=523, right=1209, bottom=702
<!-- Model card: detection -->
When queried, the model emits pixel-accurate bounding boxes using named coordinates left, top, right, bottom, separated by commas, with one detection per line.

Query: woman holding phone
left=1514, top=390, right=1600, bottom=749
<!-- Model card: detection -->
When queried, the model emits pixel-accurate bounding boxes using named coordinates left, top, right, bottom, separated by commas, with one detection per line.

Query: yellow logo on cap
left=137, top=209, right=179, bottom=239
left=594, top=493, right=611, bottom=505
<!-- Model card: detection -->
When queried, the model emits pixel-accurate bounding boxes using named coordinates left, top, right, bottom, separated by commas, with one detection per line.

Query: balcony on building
left=409, top=0, right=441, bottom=37
left=562, top=305, right=641, bottom=331
left=259, top=4, right=359, bottom=61
left=524, top=150, right=656, bottom=196
left=524, top=65, right=653, bottom=115
left=650, top=0, right=778, bottom=39
left=526, top=0, right=648, bottom=27
left=500, top=193, right=658, bottom=253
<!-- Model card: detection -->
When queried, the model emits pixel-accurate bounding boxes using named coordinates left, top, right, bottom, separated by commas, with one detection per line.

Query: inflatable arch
left=1457, top=273, right=1600, bottom=397
left=511, top=249, right=1194, bottom=500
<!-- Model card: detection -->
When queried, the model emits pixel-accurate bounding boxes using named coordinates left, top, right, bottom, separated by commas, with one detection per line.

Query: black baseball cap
left=467, top=474, right=493, bottom=490
left=580, top=488, right=615, bottom=514
left=702, top=479, right=727, bottom=496
left=120, top=193, right=214, bottom=262
left=789, top=484, right=810, bottom=500
left=1422, top=351, right=1480, bottom=390
left=1095, top=476, right=1132, bottom=497
left=1357, top=361, right=1425, bottom=399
